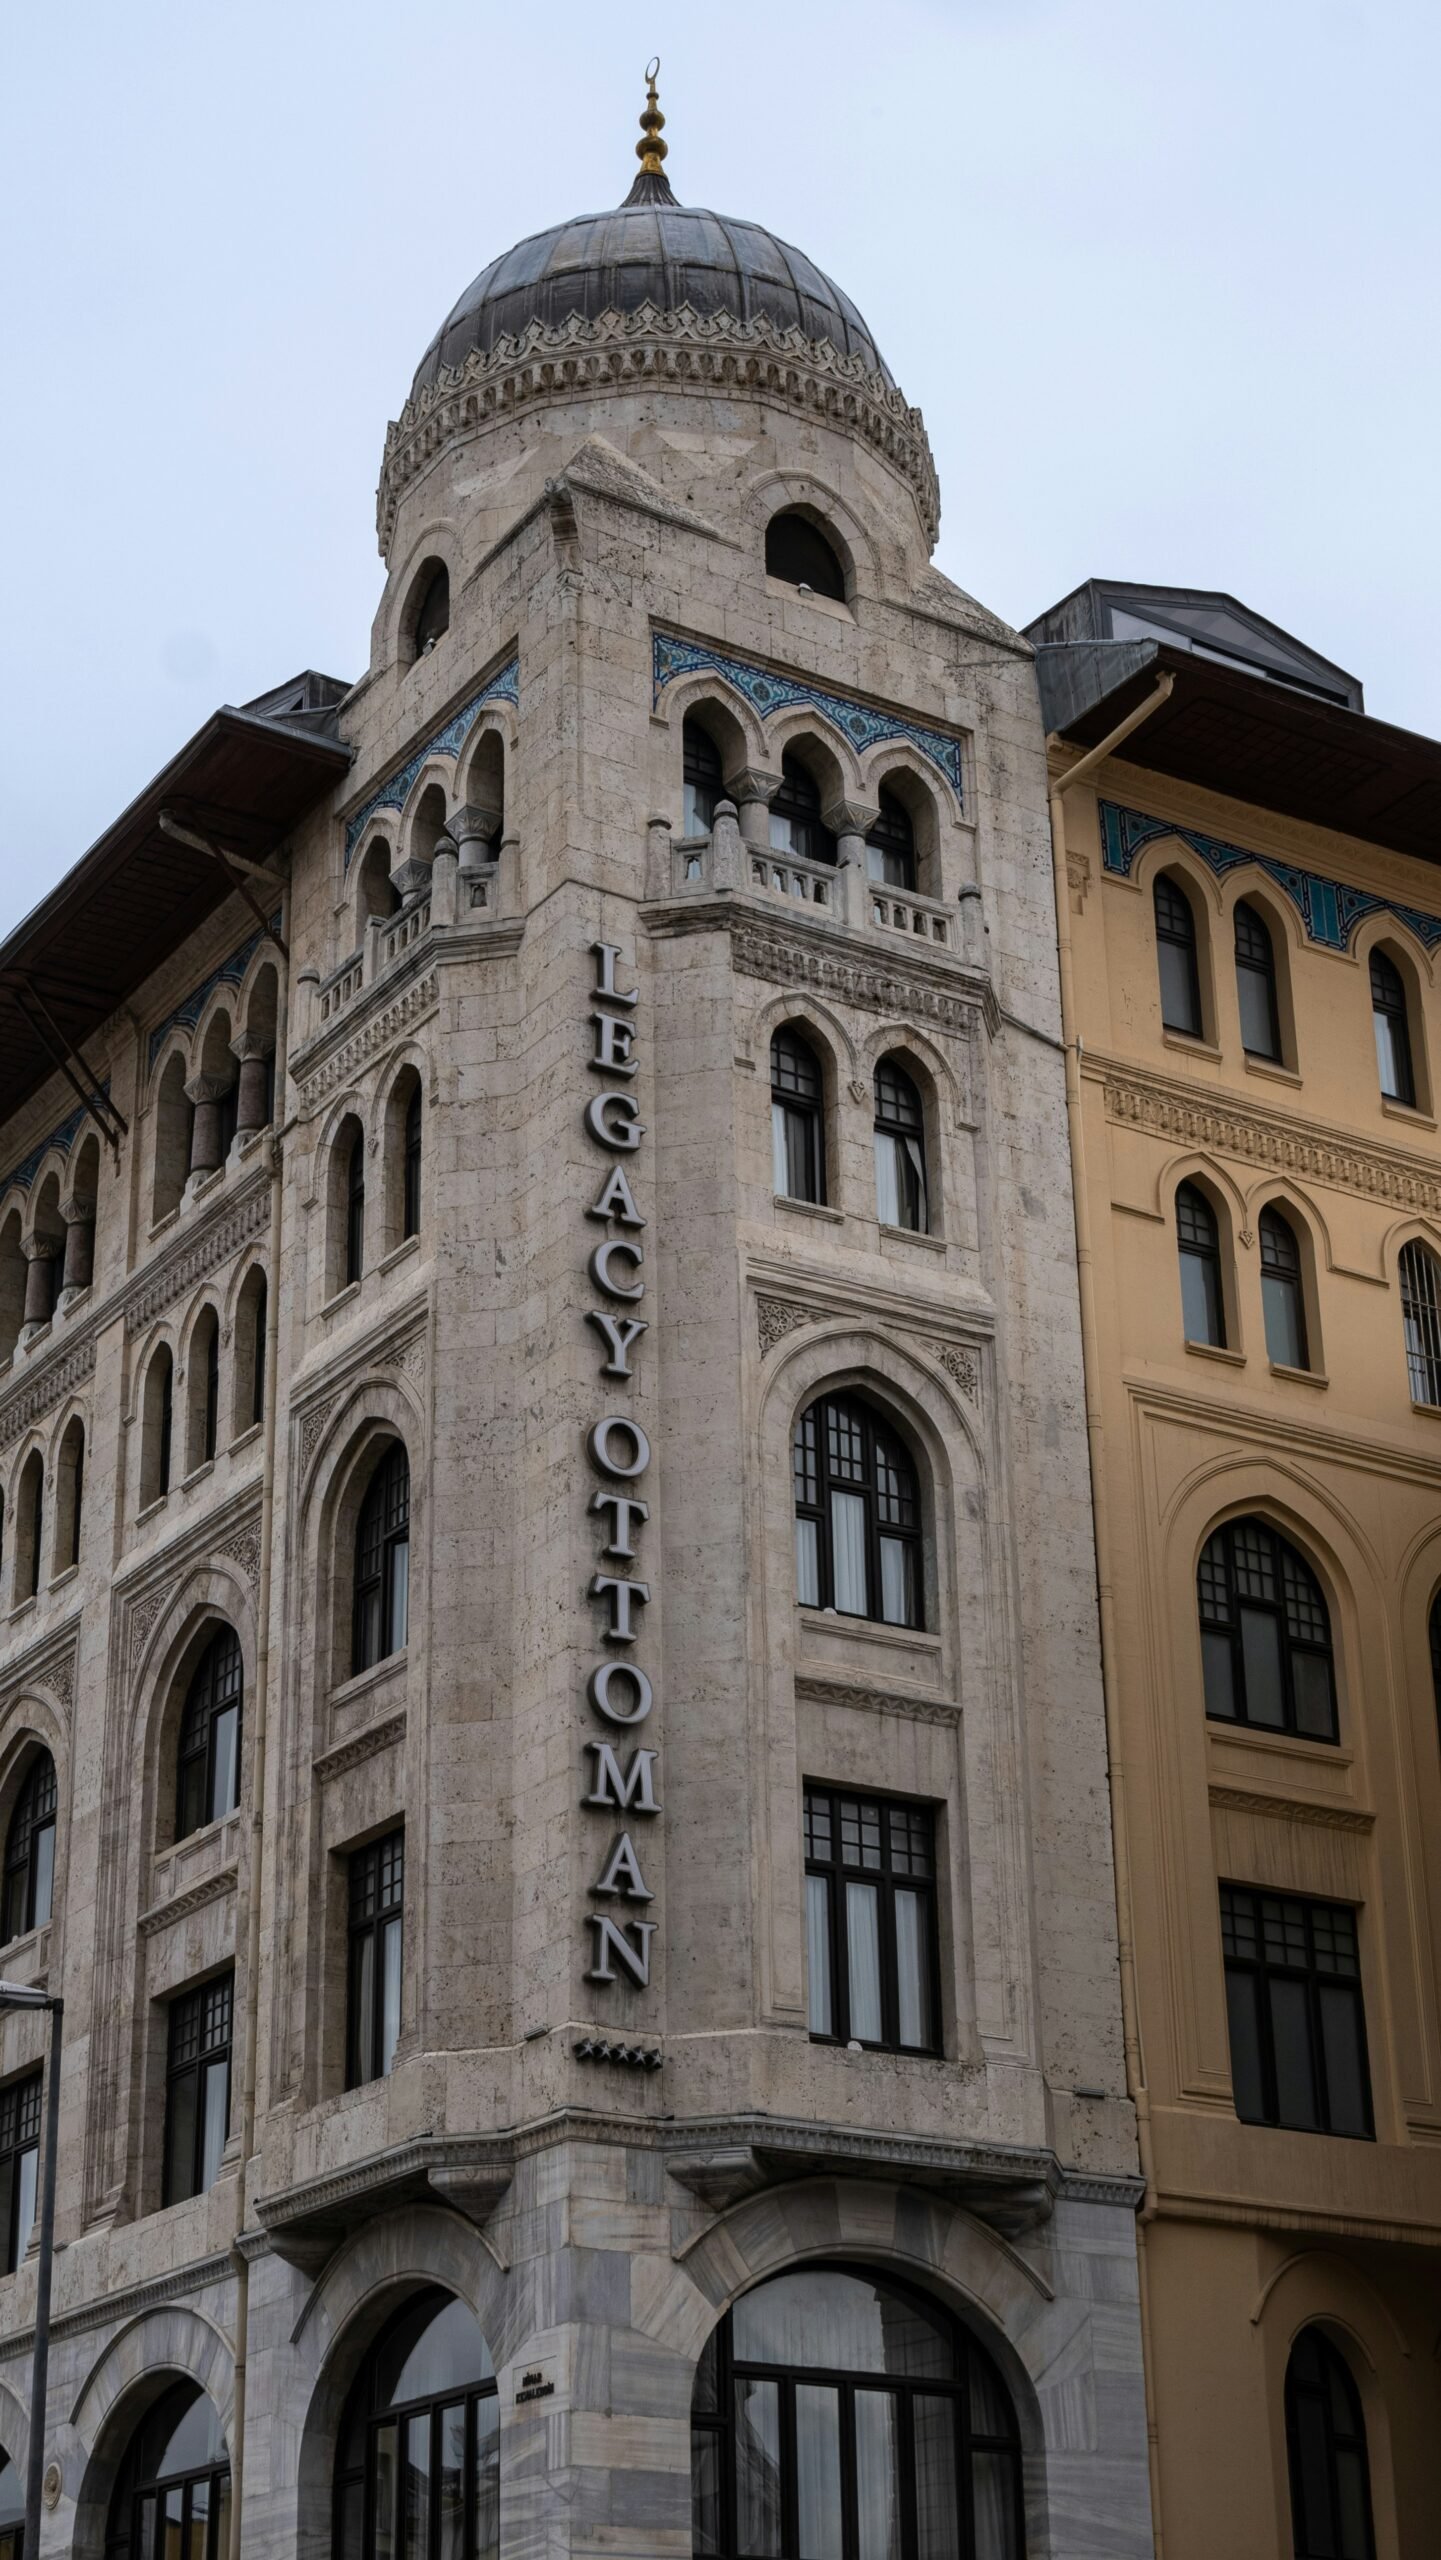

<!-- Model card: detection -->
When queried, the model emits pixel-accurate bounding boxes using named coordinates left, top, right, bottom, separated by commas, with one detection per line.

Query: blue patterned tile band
left=3, top=1087, right=111, bottom=1201
left=343, top=656, right=520, bottom=870
left=1098, top=801, right=1441, bottom=954
left=147, top=915, right=283, bottom=1075
left=653, top=632, right=965, bottom=805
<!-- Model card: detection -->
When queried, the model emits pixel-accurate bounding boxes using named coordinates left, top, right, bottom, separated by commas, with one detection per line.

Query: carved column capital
left=20, top=1232, right=63, bottom=1263
left=184, top=1072, right=233, bottom=1107
left=58, top=1190, right=96, bottom=1228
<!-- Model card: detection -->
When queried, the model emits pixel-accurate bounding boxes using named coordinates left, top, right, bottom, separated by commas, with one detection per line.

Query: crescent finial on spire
left=621, top=57, right=679, bottom=206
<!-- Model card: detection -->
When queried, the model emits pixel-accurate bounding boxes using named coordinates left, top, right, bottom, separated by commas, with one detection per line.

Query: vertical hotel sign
left=580, top=943, right=660, bottom=2001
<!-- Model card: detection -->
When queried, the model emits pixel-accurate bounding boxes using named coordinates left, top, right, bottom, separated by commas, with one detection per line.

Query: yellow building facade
left=1030, top=584, right=1441, bottom=2559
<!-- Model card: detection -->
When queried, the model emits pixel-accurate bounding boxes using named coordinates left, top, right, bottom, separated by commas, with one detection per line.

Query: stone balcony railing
left=666, top=802, right=982, bottom=963
left=302, top=846, right=515, bottom=1045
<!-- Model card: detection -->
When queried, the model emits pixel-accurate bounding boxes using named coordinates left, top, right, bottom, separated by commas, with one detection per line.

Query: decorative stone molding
left=292, top=969, right=439, bottom=1101
left=0, top=1330, right=96, bottom=1454
left=1207, top=1783, right=1375, bottom=1833
left=255, top=2133, right=515, bottom=2272
left=654, top=633, right=965, bottom=802
left=795, top=1677, right=962, bottom=1729
left=573, top=2038, right=663, bottom=2070
left=313, top=1709, right=407, bottom=1784
left=1, top=1087, right=111, bottom=1202
left=1100, top=1062, right=1441, bottom=1217
left=138, top=1861, right=240, bottom=1936
left=660, top=2115, right=1054, bottom=2238
left=0, top=2250, right=235, bottom=2361
left=127, top=1587, right=169, bottom=1671
left=342, top=659, right=519, bottom=869
left=124, top=1178, right=271, bottom=1334
left=213, top=1520, right=263, bottom=1586
left=381, top=1333, right=427, bottom=1391
left=934, top=1342, right=979, bottom=1399
left=0, top=1625, right=79, bottom=1726
left=298, top=1396, right=339, bottom=1469
left=730, top=920, right=992, bottom=1043
left=377, top=304, right=940, bottom=556
left=1099, top=799, right=1441, bottom=953
left=756, top=1295, right=818, bottom=1355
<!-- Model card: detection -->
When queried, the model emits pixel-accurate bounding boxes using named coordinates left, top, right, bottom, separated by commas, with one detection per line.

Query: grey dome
left=411, top=199, right=892, bottom=395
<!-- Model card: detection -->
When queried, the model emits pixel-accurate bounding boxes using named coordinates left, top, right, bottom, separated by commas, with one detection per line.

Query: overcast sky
left=3, top=0, right=1437, bottom=939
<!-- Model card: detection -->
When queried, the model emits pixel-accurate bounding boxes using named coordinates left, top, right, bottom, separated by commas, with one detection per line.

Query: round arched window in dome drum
left=411, top=564, right=450, bottom=658
left=764, top=510, right=847, bottom=600
left=690, top=2265, right=1023, bottom=2560
left=335, top=2289, right=500, bottom=2560
left=106, top=2383, right=230, bottom=2560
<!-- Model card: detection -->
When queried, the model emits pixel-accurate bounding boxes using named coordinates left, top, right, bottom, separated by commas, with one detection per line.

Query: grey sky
left=3, top=0, right=1437, bottom=939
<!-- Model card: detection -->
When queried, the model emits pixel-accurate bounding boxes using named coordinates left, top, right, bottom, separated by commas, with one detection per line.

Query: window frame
left=402, top=1085, right=422, bottom=1242
left=768, top=754, right=837, bottom=866
left=1176, top=1181, right=1227, bottom=1348
left=345, top=1128, right=366, bottom=1288
left=1285, top=2327, right=1376, bottom=2560
left=0, top=2070, right=41, bottom=2274
left=346, top=1829, right=405, bottom=2088
left=865, top=789, right=917, bottom=891
left=105, top=2382, right=232, bottom=2560
left=333, top=2289, right=501, bottom=2560
left=764, top=510, right=847, bottom=601
left=352, top=1443, right=412, bottom=1676
left=1154, top=873, right=1204, bottom=1038
left=1259, top=1204, right=1310, bottom=1370
left=682, top=717, right=724, bottom=839
left=3, top=1749, right=57, bottom=1942
left=1219, top=1884, right=1372, bottom=2140
left=1369, top=948, right=1415, bottom=1106
left=162, top=1971, right=234, bottom=2206
left=793, top=1394, right=924, bottom=1630
left=1197, top=1517, right=1337, bottom=1742
left=1234, top=899, right=1283, bottom=1061
left=803, top=1785, right=940, bottom=2057
left=175, top=1628, right=244, bottom=1841
left=1398, top=1239, right=1441, bottom=1405
left=771, top=1029, right=827, bottom=1206
left=873, top=1058, right=929, bottom=1234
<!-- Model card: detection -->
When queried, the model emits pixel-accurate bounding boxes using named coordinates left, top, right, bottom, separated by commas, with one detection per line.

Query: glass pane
left=1158, top=941, right=1200, bottom=1037
left=1318, top=1986, right=1370, bottom=2137
left=1270, top=1977, right=1319, bottom=2129
left=854, top=2390, right=902, bottom=2560
left=212, top=2477, right=231, bottom=2560
left=914, top=2394, right=961, bottom=2560
left=185, top=2479, right=209, bottom=2560
left=1239, top=1610, right=1285, bottom=1727
left=200, top=2057, right=229, bottom=2193
left=1262, top=1272, right=1304, bottom=1368
left=1224, top=1970, right=1266, bottom=2123
left=373, top=2420, right=399, bottom=2560
left=14, top=2147, right=37, bottom=2265
left=879, top=1537, right=916, bottom=1628
left=352, top=1932, right=376, bottom=2084
left=357, top=1588, right=382, bottom=1672
left=784, top=1109, right=816, bottom=1202
left=139, top=2494, right=159, bottom=2560
left=1179, top=1248, right=1222, bottom=1346
left=691, top=2427, right=723, bottom=2557
left=795, top=1516, right=820, bottom=1609
left=162, top=2487, right=183, bottom=2560
left=210, top=1706, right=238, bottom=1820
left=338, top=2476, right=363, bottom=2560
left=473, top=2396, right=500, bottom=2560
left=971, top=2449, right=1019, bottom=2560
left=1375, top=1010, right=1403, bottom=1099
left=831, top=1490, right=868, bottom=1616
left=771, top=1102, right=790, bottom=1196
left=381, top=1916, right=403, bottom=2076
left=732, top=2270, right=954, bottom=2377
left=384, top=2297, right=494, bottom=2404
left=806, top=1874, right=833, bottom=2035
left=391, top=1540, right=409, bottom=1650
left=403, top=2411, right=429, bottom=2560
left=1335, top=2446, right=1372, bottom=2559
left=167, top=2071, right=198, bottom=2203
left=846, top=1882, right=883, bottom=2043
left=436, top=2403, right=466, bottom=2560
left=32, top=1823, right=55, bottom=1928
left=794, top=2384, right=843, bottom=2560
left=1201, top=1629, right=1236, bottom=1719
left=895, top=1890, right=931, bottom=2048
left=734, top=2377, right=782, bottom=2556
left=1237, top=966, right=1277, bottom=1058
left=1291, top=1653, right=1335, bottom=1742
left=875, top=1131, right=901, bottom=1227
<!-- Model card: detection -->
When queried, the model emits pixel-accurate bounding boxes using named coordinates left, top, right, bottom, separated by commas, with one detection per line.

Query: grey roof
left=411, top=199, right=892, bottom=394
left=1023, top=580, right=1362, bottom=713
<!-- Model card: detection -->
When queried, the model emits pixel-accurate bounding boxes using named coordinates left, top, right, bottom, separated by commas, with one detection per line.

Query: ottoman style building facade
left=0, top=78, right=1152, bottom=2560
left=1029, top=583, right=1441, bottom=2559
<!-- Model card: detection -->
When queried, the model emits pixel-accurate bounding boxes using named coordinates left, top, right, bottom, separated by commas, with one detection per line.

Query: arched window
left=233, top=1269, right=267, bottom=1435
left=874, top=1058, right=929, bottom=1232
left=1285, top=2329, right=1375, bottom=2560
left=15, top=1452, right=43, bottom=1601
left=345, top=1123, right=366, bottom=1288
left=866, top=788, right=917, bottom=891
left=335, top=2289, right=500, bottom=2560
left=1197, top=1517, right=1337, bottom=1740
left=0, top=1212, right=25, bottom=1367
left=3, top=1749, right=57, bottom=1940
left=356, top=836, right=399, bottom=926
left=410, top=563, right=450, bottom=658
left=794, top=1394, right=923, bottom=1628
left=1176, top=1182, right=1226, bottom=1347
left=771, top=1029, right=826, bottom=1204
left=769, top=753, right=836, bottom=866
left=683, top=716, right=724, bottom=837
left=176, top=1627, right=243, bottom=1840
left=353, top=1443, right=411, bottom=1674
left=0, top=2447, right=22, bottom=2560
left=56, top=1416, right=84, bottom=1570
left=1235, top=901, right=1282, bottom=1060
left=403, top=1083, right=422, bottom=1241
left=1429, top=1589, right=1441, bottom=1741
left=764, top=510, right=847, bottom=600
left=187, top=1307, right=221, bottom=1470
left=691, top=2266, right=1023, bottom=2560
left=152, top=1051, right=193, bottom=1223
left=1260, top=1205, right=1309, bottom=1370
left=106, top=2383, right=230, bottom=2560
left=141, top=1345, right=175, bottom=1506
left=1154, top=874, right=1203, bottom=1037
left=1398, top=1239, right=1441, bottom=1405
left=1370, top=948, right=1415, bottom=1105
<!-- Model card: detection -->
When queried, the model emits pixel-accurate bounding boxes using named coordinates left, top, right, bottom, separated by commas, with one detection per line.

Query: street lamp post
left=0, top=1984, right=62, bottom=2560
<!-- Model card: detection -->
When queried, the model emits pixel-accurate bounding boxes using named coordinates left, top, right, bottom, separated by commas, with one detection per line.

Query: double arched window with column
left=691, top=2266, right=1024, bottom=2560
left=794, top=1393, right=923, bottom=1628
left=3, top=1747, right=56, bottom=1940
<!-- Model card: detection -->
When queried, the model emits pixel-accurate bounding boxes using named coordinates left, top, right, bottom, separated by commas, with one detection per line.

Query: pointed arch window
left=1235, top=901, right=1282, bottom=1059
left=0, top=2074, right=41, bottom=2276
left=1154, top=874, right=1202, bottom=1036
left=1285, top=2328, right=1375, bottom=2559
left=866, top=788, right=917, bottom=891
left=403, top=1084, right=423, bottom=1241
left=794, top=1394, right=923, bottom=1628
left=176, top=1627, right=243, bottom=1840
left=771, top=1029, right=826, bottom=1204
left=874, top=1058, right=928, bottom=1232
left=1260, top=1205, right=1309, bottom=1369
left=334, top=2290, right=500, bottom=2560
left=353, top=1442, right=411, bottom=1673
left=1398, top=1239, right=1441, bottom=1405
left=3, top=1749, right=57, bottom=1940
left=683, top=717, right=724, bottom=837
left=1176, top=1182, right=1226, bottom=1347
left=345, top=1126, right=366, bottom=1287
left=1370, top=949, right=1415, bottom=1104
left=769, top=754, right=836, bottom=866
left=1197, top=1517, right=1336, bottom=1740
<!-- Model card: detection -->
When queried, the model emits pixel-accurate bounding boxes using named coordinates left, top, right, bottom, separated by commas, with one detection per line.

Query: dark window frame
left=771, top=1029, right=826, bottom=1205
left=402, top=1085, right=422, bottom=1242
left=1259, top=1204, right=1310, bottom=1370
left=352, top=1443, right=411, bottom=1675
left=1154, top=873, right=1203, bottom=1037
left=793, top=1394, right=924, bottom=1630
left=202, top=1314, right=220, bottom=1464
left=0, top=2070, right=41, bottom=2274
left=1285, top=2326, right=1376, bottom=2560
left=865, top=789, right=917, bottom=891
left=250, top=1276, right=268, bottom=1429
left=1398, top=1239, right=1441, bottom=1405
left=104, top=2381, right=231, bottom=2560
left=411, top=564, right=451, bottom=658
left=20, top=1457, right=42, bottom=1601
left=804, top=1785, right=940, bottom=2057
left=1234, top=899, right=1283, bottom=1060
left=345, top=1128, right=366, bottom=1288
left=1197, top=1517, right=1337, bottom=1741
left=175, top=1627, right=243, bottom=1841
left=1370, top=948, right=1415, bottom=1106
left=157, top=1351, right=173, bottom=1498
left=873, top=1056, right=929, bottom=1233
left=162, top=1971, right=234, bottom=2206
left=1220, top=1884, right=1372, bottom=2140
left=1176, top=1181, right=1227, bottom=1347
left=67, top=1424, right=84, bottom=1567
left=682, top=717, right=724, bottom=838
left=333, top=2288, right=500, bottom=2560
left=346, top=1829, right=405, bottom=2089
left=3, top=1750, right=57, bottom=1942
left=768, top=753, right=837, bottom=866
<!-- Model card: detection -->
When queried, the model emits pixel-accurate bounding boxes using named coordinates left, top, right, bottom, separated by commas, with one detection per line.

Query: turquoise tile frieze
left=652, top=632, right=965, bottom=804
left=147, top=916, right=283, bottom=1074
left=343, top=656, right=520, bottom=871
left=1099, top=800, right=1441, bottom=954
left=2, top=1087, right=111, bottom=1200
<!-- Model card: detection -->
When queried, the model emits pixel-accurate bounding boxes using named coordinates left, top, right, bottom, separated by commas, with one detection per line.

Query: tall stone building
left=1029, top=581, right=1441, bottom=2558
left=0, top=82, right=1151, bottom=2560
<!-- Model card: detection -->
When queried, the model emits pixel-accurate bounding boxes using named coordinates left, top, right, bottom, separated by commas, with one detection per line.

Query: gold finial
left=636, top=57, right=667, bottom=175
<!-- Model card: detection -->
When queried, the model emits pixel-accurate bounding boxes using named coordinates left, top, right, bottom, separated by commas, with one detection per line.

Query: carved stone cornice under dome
left=377, top=302, right=940, bottom=559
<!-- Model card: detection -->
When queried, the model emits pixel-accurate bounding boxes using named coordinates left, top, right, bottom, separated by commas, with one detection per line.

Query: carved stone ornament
left=213, top=1521, right=263, bottom=1586
left=42, top=2465, right=62, bottom=2512
left=128, top=1587, right=169, bottom=1671
left=1207, top=1783, right=1374, bottom=1834
left=124, top=1181, right=270, bottom=1334
left=934, top=1342, right=979, bottom=1399
left=294, top=971, right=439, bottom=1100
left=1102, top=1065, right=1441, bottom=1218
left=795, top=1676, right=961, bottom=1730
left=381, top=1333, right=427, bottom=1390
left=0, top=1329, right=97, bottom=1453
left=313, top=1710, right=408, bottom=1785
left=731, top=923, right=988, bottom=1048
left=756, top=1296, right=817, bottom=1355
left=299, top=1396, right=338, bottom=1470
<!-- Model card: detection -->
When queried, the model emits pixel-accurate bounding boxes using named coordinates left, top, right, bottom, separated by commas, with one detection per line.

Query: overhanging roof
left=0, top=679, right=351, bottom=1126
left=1033, top=640, right=1441, bottom=868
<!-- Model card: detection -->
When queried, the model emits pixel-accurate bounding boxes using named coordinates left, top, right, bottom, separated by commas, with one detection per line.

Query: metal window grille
left=1399, top=1240, right=1441, bottom=1404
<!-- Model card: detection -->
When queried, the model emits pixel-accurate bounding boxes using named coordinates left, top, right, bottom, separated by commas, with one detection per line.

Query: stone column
left=58, top=1192, right=97, bottom=1296
left=185, top=1074, right=232, bottom=1177
left=824, top=798, right=879, bottom=931
left=20, top=1235, right=62, bottom=1333
left=430, top=840, right=458, bottom=927
left=450, top=801, right=503, bottom=878
left=232, top=1033, right=275, bottom=1135
left=711, top=798, right=743, bottom=890
left=729, top=767, right=781, bottom=854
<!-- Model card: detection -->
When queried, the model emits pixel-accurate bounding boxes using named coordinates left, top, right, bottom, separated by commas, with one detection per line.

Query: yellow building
left=1029, top=583, right=1441, bottom=2559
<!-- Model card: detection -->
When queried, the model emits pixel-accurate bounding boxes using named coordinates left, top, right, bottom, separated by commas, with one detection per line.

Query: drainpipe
left=1045, top=673, right=1172, bottom=2553
left=228, top=888, right=289, bottom=2560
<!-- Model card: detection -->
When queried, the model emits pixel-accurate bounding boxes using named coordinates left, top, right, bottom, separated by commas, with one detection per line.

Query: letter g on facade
left=584, top=1091, right=645, bottom=1151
